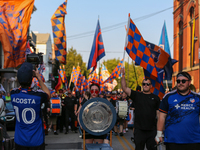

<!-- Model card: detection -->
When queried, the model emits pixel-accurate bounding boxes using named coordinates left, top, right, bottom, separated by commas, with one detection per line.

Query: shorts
left=115, top=116, right=124, bottom=125
left=15, top=143, right=45, bottom=150
left=49, top=116, right=57, bottom=125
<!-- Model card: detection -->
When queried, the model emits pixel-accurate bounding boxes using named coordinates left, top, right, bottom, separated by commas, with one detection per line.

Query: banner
left=0, top=0, right=35, bottom=68
left=51, top=0, right=67, bottom=64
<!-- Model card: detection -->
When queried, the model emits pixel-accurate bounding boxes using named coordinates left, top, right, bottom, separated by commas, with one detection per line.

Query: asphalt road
left=7, top=127, right=166, bottom=150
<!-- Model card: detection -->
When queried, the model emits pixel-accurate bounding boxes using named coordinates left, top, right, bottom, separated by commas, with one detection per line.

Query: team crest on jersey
left=190, top=98, right=195, bottom=103
left=173, top=99, right=178, bottom=102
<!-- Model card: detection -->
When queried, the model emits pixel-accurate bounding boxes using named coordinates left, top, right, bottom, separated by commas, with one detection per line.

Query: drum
left=116, top=101, right=128, bottom=119
left=79, top=97, right=117, bottom=136
left=50, top=97, right=62, bottom=116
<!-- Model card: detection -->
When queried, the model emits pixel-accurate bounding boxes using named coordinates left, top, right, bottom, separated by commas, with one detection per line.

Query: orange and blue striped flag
left=92, top=70, right=99, bottom=83
left=76, top=73, right=83, bottom=92
left=146, top=41, right=177, bottom=80
left=82, top=76, right=89, bottom=92
left=0, top=0, right=35, bottom=68
left=104, top=59, right=123, bottom=84
left=99, top=71, right=105, bottom=92
left=144, top=69, right=165, bottom=100
left=51, top=0, right=67, bottom=64
left=71, top=66, right=79, bottom=84
left=125, top=15, right=157, bottom=78
left=59, top=66, right=65, bottom=83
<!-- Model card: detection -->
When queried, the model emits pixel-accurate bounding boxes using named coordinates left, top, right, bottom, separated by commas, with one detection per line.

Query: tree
left=64, top=47, right=89, bottom=87
left=52, top=47, right=89, bottom=89
left=103, top=58, right=144, bottom=90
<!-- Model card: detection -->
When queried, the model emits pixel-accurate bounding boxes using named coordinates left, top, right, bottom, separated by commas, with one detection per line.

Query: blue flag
left=87, top=20, right=105, bottom=73
left=159, top=21, right=171, bottom=57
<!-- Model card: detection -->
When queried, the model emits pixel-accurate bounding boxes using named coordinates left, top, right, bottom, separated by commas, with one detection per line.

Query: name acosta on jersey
left=12, top=98, right=36, bottom=104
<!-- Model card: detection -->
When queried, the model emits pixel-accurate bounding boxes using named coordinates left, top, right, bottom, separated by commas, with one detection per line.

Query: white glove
left=155, top=131, right=162, bottom=143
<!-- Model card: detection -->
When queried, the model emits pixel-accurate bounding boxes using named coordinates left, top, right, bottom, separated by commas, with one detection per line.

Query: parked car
left=5, top=101, right=15, bottom=128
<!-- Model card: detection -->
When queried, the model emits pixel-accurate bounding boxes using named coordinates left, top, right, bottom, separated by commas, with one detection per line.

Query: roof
left=34, top=33, right=50, bottom=44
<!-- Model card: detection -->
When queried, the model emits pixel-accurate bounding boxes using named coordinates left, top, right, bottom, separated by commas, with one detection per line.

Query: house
left=33, top=32, right=53, bottom=89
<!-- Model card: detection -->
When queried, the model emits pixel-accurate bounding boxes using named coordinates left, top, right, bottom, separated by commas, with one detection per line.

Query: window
left=189, top=7, right=195, bottom=67
left=179, top=21, right=183, bottom=71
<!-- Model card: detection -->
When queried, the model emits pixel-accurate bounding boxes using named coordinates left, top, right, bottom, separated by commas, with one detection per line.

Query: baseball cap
left=17, top=62, right=33, bottom=84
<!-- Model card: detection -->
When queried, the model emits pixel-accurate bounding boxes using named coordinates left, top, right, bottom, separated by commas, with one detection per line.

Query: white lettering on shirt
left=12, top=98, right=36, bottom=104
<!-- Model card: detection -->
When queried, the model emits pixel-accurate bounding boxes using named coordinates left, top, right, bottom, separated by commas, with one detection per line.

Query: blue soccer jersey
left=159, top=90, right=200, bottom=144
left=11, top=88, right=48, bottom=147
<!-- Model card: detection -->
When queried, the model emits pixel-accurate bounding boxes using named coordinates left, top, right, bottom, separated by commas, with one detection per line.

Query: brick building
left=173, top=0, right=200, bottom=92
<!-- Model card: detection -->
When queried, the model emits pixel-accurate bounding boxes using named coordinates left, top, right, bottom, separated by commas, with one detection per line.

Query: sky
left=30, top=0, right=174, bottom=64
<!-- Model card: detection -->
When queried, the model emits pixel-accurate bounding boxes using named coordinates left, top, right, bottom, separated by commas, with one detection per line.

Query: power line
left=67, top=6, right=173, bottom=40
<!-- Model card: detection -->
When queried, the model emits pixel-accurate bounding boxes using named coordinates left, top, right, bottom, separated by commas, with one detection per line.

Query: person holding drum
left=78, top=82, right=106, bottom=144
left=114, top=91, right=128, bottom=136
left=121, top=67, right=160, bottom=150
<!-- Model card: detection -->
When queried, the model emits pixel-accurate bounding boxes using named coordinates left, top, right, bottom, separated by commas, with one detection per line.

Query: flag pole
left=99, top=60, right=101, bottom=84
left=123, top=13, right=130, bottom=67
left=69, top=66, right=73, bottom=88
left=133, top=61, right=138, bottom=86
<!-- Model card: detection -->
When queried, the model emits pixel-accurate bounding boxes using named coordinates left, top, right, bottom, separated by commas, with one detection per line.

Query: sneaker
left=126, top=128, right=128, bottom=132
left=123, top=129, right=126, bottom=134
left=48, top=128, right=51, bottom=132
left=54, top=132, right=58, bottom=135
left=114, top=132, right=118, bottom=136
left=65, top=131, right=68, bottom=134
left=131, top=137, right=134, bottom=143
left=74, top=130, right=78, bottom=133
left=119, top=132, right=123, bottom=136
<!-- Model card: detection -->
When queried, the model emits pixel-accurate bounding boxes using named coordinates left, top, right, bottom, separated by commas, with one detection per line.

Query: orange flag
left=0, top=0, right=34, bottom=68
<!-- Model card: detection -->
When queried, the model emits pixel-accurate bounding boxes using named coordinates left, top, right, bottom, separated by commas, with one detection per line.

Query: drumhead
left=79, top=97, right=117, bottom=136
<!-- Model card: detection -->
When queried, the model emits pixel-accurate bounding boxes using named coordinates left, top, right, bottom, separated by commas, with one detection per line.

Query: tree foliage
left=52, top=47, right=144, bottom=91
left=103, top=58, right=144, bottom=90
left=64, top=47, right=89, bottom=77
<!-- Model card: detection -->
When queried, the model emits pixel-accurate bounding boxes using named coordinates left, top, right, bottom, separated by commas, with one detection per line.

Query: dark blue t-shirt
left=159, top=90, right=200, bottom=143
left=11, top=88, right=48, bottom=147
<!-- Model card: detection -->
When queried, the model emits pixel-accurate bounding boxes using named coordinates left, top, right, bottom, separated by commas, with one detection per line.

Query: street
left=7, top=128, right=166, bottom=150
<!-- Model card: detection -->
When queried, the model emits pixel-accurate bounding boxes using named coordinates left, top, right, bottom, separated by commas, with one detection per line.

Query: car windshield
left=6, top=102, right=13, bottom=110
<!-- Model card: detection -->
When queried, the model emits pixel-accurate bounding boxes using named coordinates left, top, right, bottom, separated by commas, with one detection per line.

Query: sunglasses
left=176, top=79, right=189, bottom=84
left=90, top=89, right=99, bottom=94
left=142, top=83, right=151, bottom=86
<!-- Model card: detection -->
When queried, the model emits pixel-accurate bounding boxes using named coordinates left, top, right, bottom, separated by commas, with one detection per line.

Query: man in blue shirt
left=11, top=62, right=50, bottom=150
left=156, top=71, right=200, bottom=150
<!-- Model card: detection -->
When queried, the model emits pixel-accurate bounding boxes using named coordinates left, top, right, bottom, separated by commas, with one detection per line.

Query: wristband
left=155, top=131, right=162, bottom=142
left=157, top=131, right=162, bottom=137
